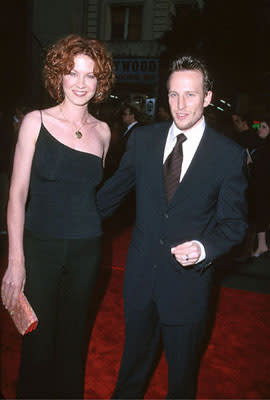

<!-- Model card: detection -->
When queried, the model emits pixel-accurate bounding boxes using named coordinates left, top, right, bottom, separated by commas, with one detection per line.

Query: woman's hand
left=1, top=259, right=26, bottom=311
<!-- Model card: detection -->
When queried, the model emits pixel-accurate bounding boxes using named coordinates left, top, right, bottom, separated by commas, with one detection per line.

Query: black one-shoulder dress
left=17, top=119, right=104, bottom=399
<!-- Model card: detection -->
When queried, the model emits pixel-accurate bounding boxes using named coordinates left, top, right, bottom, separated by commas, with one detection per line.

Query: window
left=111, top=5, right=142, bottom=40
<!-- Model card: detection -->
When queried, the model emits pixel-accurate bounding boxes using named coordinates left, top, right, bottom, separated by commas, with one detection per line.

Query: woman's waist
left=24, top=208, right=102, bottom=239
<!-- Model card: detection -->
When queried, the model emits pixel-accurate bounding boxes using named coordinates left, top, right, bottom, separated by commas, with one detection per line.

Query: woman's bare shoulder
left=40, top=105, right=59, bottom=118
left=18, top=110, right=43, bottom=142
left=22, top=109, right=42, bottom=123
left=98, top=120, right=111, bottom=145
left=89, top=115, right=110, bottom=135
left=22, top=107, right=59, bottom=132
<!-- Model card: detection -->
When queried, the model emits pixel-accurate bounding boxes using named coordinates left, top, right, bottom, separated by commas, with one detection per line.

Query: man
left=97, top=56, right=247, bottom=399
left=110, top=104, right=142, bottom=173
left=121, top=103, right=141, bottom=141
left=156, top=103, right=171, bottom=122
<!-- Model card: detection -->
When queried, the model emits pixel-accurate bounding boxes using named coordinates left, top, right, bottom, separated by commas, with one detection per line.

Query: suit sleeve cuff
left=193, top=240, right=206, bottom=263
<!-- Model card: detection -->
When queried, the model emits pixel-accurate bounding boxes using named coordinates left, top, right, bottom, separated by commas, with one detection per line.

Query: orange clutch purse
left=10, top=292, right=38, bottom=335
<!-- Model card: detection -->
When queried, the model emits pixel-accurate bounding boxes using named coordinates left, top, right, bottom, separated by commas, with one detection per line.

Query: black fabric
left=163, top=133, right=186, bottom=203
left=25, top=123, right=103, bottom=239
left=17, top=230, right=102, bottom=399
left=162, top=320, right=206, bottom=399
left=112, top=299, right=206, bottom=399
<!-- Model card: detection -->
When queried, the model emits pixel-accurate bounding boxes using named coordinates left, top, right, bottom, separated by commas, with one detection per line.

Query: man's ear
left=203, top=91, right=212, bottom=108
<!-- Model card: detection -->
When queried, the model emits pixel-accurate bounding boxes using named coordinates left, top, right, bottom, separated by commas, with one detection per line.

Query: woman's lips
left=73, top=90, right=87, bottom=97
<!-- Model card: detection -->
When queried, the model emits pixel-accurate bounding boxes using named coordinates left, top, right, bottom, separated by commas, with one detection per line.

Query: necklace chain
left=59, top=105, right=88, bottom=139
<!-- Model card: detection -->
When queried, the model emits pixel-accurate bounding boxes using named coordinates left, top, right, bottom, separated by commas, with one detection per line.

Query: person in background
left=249, top=117, right=270, bottom=258
left=156, top=103, right=171, bottom=122
left=231, top=112, right=260, bottom=151
left=107, top=103, right=143, bottom=176
left=1, top=34, right=114, bottom=399
left=115, top=103, right=143, bottom=223
left=97, top=55, right=247, bottom=399
left=121, top=103, right=142, bottom=142
left=230, top=112, right=261, bottom=263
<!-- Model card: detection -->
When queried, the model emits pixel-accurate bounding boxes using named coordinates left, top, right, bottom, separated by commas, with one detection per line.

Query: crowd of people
left=0, top=33, right=269, bottom=399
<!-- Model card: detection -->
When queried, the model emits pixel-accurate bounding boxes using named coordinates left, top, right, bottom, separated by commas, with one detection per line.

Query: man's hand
left=171, top=241, right=201, bottom=267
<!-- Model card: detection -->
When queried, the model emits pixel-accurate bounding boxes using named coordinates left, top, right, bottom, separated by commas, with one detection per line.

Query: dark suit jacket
left=108, top=122, right=142, bottom=175
left=119, top=122, right=141, bottom=154
left=97, top=122, right=248, bottom=324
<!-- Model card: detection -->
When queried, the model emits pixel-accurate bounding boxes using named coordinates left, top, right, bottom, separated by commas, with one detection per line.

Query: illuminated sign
left=114, top=58, right=159, bottom=84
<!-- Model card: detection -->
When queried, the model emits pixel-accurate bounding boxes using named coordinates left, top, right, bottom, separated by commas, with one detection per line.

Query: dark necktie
left=163, top=133, right=187, bottom=203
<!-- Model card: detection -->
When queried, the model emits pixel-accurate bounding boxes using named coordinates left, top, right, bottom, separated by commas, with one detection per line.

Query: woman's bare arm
left=1, top=111, right=40, bottom=310
left=100, top=121, right=111, bottom=167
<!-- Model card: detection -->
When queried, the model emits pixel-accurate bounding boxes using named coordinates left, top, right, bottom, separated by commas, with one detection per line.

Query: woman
left=1, top=34, right=114, bottom=399
left=250, top=117, right=270, bottom=257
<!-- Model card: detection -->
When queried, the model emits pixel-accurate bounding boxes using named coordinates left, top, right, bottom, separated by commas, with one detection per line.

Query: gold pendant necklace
left=75, top=130, right=83, bottom=139
left=59, top=105, right=87, bottom=139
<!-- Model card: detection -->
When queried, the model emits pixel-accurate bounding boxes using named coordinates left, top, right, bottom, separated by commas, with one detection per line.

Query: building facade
left=86, top=0, right=203, bottom=114
left=27, top=0, right=204, bottom=111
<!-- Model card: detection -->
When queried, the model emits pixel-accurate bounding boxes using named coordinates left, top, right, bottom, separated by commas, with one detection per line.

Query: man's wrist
left=192, top=240, right=206, bottom=263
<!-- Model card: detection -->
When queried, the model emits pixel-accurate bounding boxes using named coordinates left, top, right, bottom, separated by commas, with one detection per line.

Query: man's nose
left=177, top=96, right=186, bottom=109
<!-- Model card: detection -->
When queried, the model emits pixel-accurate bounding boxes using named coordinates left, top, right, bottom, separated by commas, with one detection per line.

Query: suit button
left=164, top=212, right=169, bottom=219
left=160, top=239, right=164, bottom=245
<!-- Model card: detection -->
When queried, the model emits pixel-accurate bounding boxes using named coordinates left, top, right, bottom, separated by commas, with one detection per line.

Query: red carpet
left=1, top=224, right=270, bottom=399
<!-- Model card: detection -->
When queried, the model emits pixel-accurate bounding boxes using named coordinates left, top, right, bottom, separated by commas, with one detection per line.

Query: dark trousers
left=17, top=230, right=101, bottom=399
left=113, top=300, right=206, bottom=399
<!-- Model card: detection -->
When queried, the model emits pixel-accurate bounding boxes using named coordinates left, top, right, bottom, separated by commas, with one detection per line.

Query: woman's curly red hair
left=43, top=34, right=115, bottom=103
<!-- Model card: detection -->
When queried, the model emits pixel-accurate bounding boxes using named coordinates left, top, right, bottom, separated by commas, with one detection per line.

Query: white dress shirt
left=163, top=117, right=206, bottom=262
left=164, top=117, right=206, bottom=181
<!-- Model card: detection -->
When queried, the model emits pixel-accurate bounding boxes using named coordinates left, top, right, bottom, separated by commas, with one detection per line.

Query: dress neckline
left=41, top=122, right=102, bottom=160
